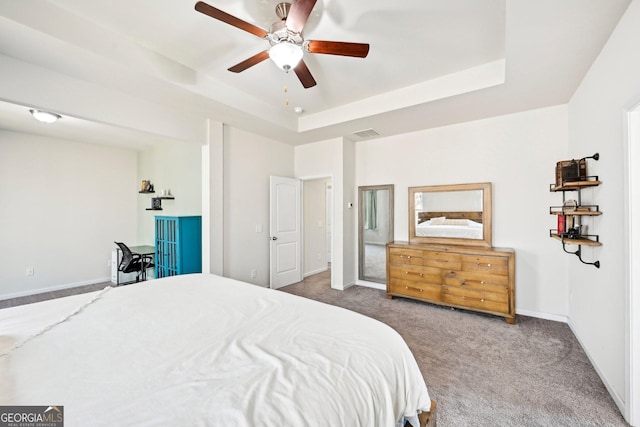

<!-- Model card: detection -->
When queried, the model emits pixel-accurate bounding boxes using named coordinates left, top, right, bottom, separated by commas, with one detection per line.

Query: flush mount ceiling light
left=29, top=109, right=61, bottom=124
left=268, top=42, right=303, bottom=72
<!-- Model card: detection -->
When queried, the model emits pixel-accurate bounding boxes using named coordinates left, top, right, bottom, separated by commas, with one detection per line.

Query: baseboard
left=515, top=308, right=568, bottom=323
left=0, top=277, right=111, bottom=301
left=341, top=281, right=355, bottom=290
left=356, top=280, right=386, bottom=291
left=304, top=266, right=328, bottom=277
left=566, top=318, right=627, bottom=417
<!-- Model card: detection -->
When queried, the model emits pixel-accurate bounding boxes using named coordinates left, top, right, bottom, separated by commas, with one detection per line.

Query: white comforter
left=0, top=273, right=430, bottom=426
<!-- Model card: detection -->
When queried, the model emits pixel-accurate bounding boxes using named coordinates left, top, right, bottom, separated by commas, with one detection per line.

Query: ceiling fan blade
left=285, top=0, right=318, bottom=34
left=195, top=1, right=268, bottom=38
left=294, top=60, right=317, bottom=89
left=228, top=51, right=270, bottom=73
left=306, top=40, right=370, bottom=58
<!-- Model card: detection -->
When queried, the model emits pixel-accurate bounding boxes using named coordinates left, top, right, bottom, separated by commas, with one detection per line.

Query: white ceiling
left=0, top=0, right=632, bottom=148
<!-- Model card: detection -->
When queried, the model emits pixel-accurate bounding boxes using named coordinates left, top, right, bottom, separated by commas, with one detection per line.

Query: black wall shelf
left=145, top=196, right=175, bottom=211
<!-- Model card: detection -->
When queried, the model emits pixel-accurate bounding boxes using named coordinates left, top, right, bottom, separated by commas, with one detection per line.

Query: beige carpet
left=280, top=270, right=629, bottom=427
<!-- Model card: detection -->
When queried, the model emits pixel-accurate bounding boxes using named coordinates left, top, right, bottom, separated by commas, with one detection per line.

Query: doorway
left=302, top=177, right=333, bottom=277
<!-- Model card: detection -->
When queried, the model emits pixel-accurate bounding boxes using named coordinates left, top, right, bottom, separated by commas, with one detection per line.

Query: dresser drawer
left=442, top=270, right=508, bottom=294
left=461, top=254, right=508, bottom=276
left=388, top=248, right=424, bottom=266
left=423, top=251, right=462, bottom=270
left=441, top=291, right=509, bottom=314
left=442, top=284, right=508, bottom=304
left=389, top=265, right=441, bottom=284
left=389, top=279, right=442, bottom=302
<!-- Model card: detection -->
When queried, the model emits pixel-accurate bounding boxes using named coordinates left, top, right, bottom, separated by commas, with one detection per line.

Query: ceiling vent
left=352, top=128, right=381, bottom=139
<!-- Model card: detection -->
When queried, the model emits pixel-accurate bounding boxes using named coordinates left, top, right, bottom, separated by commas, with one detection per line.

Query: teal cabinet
left=155, top=216, right=202, bottom=278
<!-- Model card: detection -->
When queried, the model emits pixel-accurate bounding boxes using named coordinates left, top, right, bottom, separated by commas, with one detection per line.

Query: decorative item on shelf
left=566, top=215, right=574, bottom=230
left=566, top=226, right=581, bottom=239
left=563, top=199, right=577, bottom=212
left=140, top=180, right=155, bottom=193
left=554, top=153, right=599, bottom=188
left=557, top=214, right=566, bottom=235
left=145, top=197, right=163, bottom=211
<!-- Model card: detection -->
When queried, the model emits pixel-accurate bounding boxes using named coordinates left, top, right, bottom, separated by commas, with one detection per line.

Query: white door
left=270, top=176, right=302, bottom=289
left=326, top=183, right=333, bottom=264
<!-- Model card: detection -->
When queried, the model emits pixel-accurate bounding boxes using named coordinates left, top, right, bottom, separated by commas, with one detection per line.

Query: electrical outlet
left=26, top=267, right=34, bottom=276
left=250, top=269, right=257, bottom=278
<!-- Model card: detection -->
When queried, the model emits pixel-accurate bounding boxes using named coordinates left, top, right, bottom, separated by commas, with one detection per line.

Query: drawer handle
left=480, top=280, right=485, bottom=285
left=405, top=271, right=424, bottom=277
left=405, top=286, right=424, bottom=292
left=481, top=298, right=485, bottom=302
left=476, top=263, right=492, bottom=267
left=400, top=255, right=412, bottom=259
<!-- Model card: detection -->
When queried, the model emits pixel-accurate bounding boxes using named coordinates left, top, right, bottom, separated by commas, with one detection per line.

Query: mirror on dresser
left=409, top=182, right=492, bottom=247
left=358, top=185, right=394, bottom=283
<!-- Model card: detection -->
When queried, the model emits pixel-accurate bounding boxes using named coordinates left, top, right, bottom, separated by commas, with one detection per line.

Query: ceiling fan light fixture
left=29, top=109, right=61, bottom=124
left=269, top=42, right=303, bottom=72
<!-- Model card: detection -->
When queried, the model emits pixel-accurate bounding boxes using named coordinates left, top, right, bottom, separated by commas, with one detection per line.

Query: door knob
left=271, top=236, right=278, bottom=241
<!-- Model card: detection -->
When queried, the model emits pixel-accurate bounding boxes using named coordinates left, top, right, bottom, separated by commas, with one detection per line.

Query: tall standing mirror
left=409, top=182, right=492, bottom=247
left=358, top=185, right=394, bottom=283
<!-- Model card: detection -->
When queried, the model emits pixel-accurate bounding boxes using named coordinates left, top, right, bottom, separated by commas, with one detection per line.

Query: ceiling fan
left=194, top=0, right=370, bottom=89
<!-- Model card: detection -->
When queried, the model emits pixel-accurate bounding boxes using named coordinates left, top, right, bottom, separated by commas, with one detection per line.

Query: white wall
left=223, top=126, right=294, bottom=286
left=201, top=119, right=224, bottom=276
left=136, top=141, right=202, bottom=245
left=355, top=105, right=570, bottom=318
left=303, top=177, right=331, bottom=276
left=342, top=139, right=357, bottom=288
left=567, top=0, right=640, bottom=417
left=0, top=131, right=137, bottom=298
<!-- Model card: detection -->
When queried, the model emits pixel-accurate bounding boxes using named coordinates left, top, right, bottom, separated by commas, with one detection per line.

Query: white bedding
left=416, top=218, right=483, bottom=239
left=0, top=273, right=430, bottom=426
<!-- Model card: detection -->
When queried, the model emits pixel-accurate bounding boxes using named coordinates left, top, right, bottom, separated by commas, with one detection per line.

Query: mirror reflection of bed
left=358, top=185, right=394, bottom=284
left=416, top=210, right=483, bottom=239
left=410, top=182, right=492, bottom=247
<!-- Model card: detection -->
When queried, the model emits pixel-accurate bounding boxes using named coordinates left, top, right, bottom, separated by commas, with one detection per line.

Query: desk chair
left=114, top=242, right=155, bottom=285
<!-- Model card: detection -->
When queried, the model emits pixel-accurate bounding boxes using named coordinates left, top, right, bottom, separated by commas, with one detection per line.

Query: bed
left=0, top=273, right=434, bottom=426
left=416, top=211, right=483, bottom=239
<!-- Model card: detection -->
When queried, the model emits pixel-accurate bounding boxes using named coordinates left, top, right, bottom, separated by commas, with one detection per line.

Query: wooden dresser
left=386, top=242, right=516, bottom=324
